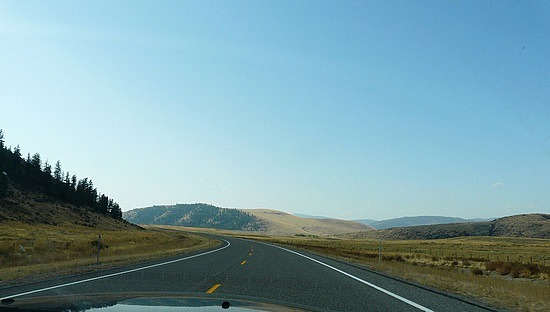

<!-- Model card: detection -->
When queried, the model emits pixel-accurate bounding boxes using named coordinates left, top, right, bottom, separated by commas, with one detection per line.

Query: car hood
left=0, top=292, right=318, bottom=312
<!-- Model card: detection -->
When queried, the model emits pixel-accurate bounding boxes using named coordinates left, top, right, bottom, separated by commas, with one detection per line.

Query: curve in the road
left=0, top=239, right=230, bottom=301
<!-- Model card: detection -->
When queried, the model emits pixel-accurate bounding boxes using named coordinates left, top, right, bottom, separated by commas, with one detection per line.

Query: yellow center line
left=240, top=260, right=247, bottom=265
left=205, top=283, right=221, bottom=294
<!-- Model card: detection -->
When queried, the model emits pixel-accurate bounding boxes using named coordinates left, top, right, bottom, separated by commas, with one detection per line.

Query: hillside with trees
left=0, top=129, right=122, bottom=220
left=124, top=204, right=267, bottom=231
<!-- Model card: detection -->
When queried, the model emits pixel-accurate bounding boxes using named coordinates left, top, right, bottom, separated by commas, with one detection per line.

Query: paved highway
left=0, top=236, right=497, bottom=311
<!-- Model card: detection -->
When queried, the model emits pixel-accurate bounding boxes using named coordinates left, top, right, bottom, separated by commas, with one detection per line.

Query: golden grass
left=0, top=222, right=219, bottom=282
left=237, top=235, right=550, bottom=312
left=243, top=209, right=372, bottom=236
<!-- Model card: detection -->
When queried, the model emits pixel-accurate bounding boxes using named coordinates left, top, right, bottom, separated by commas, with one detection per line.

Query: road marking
left=240, top=260, right=247, bottom=265
left=205, top=283, right=221, bottom=294
left=1, top=239, right=231, bottom=301
left=266, top=243, right=434, bottom=312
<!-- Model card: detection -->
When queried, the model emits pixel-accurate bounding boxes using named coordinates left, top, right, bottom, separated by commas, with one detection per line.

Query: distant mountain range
left=291, top=214, right=492, bottom=229
left=344, top=214, right=550, bottom=239
left=292, top=213, right=331, bottom=219
left=354, top=216, right=492, bottom=229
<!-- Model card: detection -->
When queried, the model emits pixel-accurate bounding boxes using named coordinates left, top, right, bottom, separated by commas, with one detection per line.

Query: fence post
left=378, top=240, right=382, bottom=265
left=96, top=234, right=101, bottom=265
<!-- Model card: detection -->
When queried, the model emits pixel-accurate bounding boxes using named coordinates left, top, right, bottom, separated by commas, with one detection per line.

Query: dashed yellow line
left=205, top=283, right=221, bottom=294
left=240, top=260, right=247, bottom=265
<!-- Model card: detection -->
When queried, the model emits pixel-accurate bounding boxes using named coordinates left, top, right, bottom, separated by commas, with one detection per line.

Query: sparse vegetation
left=0, top=222, right=219, bottom=283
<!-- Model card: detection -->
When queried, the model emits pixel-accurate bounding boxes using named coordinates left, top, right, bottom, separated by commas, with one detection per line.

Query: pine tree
left=43, top=161, right=52, bottom=177
left=98, top=194, right=109, bottom=214
left=110, top=202, right=122, bottom=219
left=13, top=145, right=21, bottom=165
left=54, top=161, right=62, bottom=181
left=0, top=172, right=8, bottom=199
left=71, top=175, right=77, bottom=190
left=31, top=153, right=42, bottom=170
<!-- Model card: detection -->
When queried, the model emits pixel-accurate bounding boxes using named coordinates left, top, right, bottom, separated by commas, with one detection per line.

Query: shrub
left=383, top=254, right=405, bottom=262
left=510, top=266, right=522, bottom=278
left=471, top=267, right=483, bottom=275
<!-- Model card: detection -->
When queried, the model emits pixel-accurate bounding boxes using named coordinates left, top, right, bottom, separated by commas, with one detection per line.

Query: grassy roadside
left=237, top=235, right=549, bottom=312
left=0, top=222, right=220, bottom=284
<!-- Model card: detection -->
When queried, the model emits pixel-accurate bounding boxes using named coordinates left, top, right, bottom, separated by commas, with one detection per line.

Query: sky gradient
left=1, top=1, right=549, bottom=220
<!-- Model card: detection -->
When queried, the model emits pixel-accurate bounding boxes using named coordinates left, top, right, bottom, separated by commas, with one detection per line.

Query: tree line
left=0, top=129, right=122, bottom=219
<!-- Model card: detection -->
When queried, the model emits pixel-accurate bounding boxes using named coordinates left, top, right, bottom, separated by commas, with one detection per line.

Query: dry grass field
left=0, top=222, right=219, bottom=283
left=243, top=209, right=372, bottom=236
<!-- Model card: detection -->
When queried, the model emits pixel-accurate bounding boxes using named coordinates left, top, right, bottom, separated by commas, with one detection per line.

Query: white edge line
left=1, top=239, right=230, bottom=300
left=263, top=242, right=434, bottom=312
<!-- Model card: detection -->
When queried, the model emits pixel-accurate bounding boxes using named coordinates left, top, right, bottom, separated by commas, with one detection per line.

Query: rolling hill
left=344, top=213, right=550, bottom=239
left=123, top=204, right=267, bottom=231
left=124, top=205, right=373, bottom=236
left=246, top=209, right=373, bottom=236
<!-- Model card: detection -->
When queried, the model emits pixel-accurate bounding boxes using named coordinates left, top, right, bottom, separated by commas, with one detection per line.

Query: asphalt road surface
left=0, top=236, right=498, bottom=311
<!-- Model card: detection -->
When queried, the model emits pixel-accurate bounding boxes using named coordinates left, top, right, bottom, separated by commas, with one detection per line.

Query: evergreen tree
left=31, top=153, right=41, bottom=170
left=0, top=172, right=8, bottom=199
left=42, top=161, right=52, bottom=192
left=12, top=145, right=21, bottom=166
left=110, top=202, right=122, bottom=219
left=54, top=160, right=62, bottom=181
left=43, top=161, right=52, bottom=176
left=98, top=194, right=109, bottom=214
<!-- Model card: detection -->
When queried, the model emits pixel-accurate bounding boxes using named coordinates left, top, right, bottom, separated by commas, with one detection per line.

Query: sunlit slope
left=244, top=209, right=373, bottom=236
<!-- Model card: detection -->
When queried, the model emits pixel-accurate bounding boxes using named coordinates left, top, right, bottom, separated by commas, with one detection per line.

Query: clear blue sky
left=1, top=1, right=549, bottom=220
